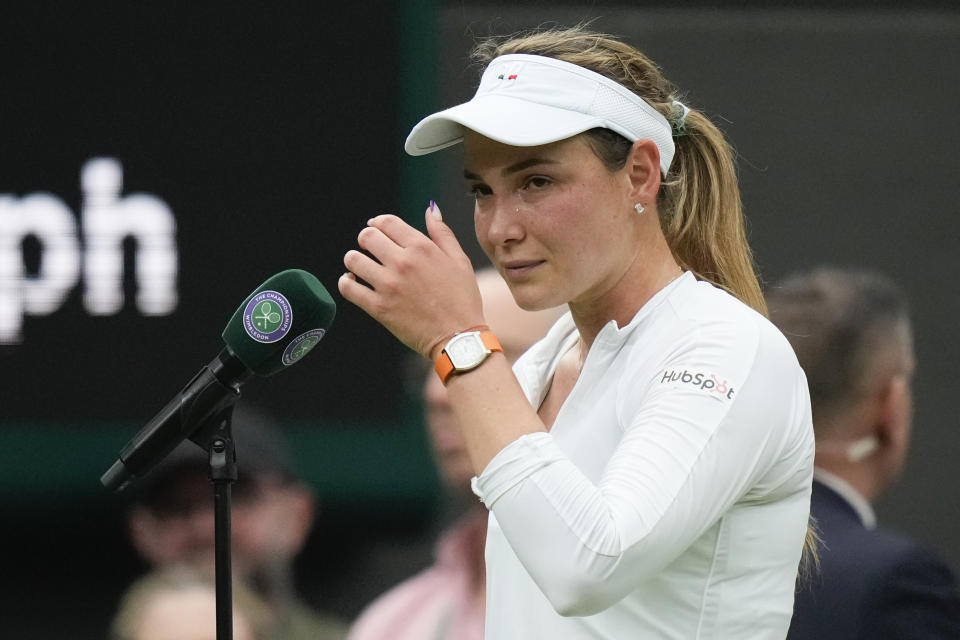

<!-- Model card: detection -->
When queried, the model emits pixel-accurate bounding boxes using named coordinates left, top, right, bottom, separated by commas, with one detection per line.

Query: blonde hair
left=473, top=23, right=820, bottom=571
left=110, top=565, right=273, bottom=640
left=472, top=26, right=767, bottom=316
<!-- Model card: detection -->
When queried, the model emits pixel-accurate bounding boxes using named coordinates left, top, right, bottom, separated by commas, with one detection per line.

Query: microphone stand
left=101, top=353, right=249, bottom=639
left=192, top=405, right=239, bottom=640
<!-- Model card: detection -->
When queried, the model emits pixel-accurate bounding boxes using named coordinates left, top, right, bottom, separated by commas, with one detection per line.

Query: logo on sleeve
left=660, top=369, right=736, bottom=400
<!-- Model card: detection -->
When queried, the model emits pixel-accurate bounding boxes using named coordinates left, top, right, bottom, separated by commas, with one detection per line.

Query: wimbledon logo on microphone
left=282, top=328, right=326, bottom=365
left=243, top=291, right=292, bottom=343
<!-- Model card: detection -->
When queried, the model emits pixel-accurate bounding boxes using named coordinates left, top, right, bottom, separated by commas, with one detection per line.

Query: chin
left=505, top=284, right=549, bottom=311
left=517, top=293, right=565, bottom=313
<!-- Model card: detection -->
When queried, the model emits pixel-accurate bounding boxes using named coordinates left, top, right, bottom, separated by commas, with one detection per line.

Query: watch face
left=447, top=332, right=489, bottom=370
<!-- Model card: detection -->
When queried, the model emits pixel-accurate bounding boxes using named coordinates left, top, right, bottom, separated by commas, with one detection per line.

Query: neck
left=813, top=406, right=893, bottom=504
left=569, top=253, right=682, bottom=351
left=814, top=451, right=881, bottom=503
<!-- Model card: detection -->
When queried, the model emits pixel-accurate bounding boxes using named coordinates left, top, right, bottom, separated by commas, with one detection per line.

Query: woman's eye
left=468, top=184, right=491, bottom=200
left=526, top=176, right=551, bottom=190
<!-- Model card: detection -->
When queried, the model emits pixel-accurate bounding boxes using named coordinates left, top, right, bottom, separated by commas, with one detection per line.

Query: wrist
left=428, top=324, right=488, bottom=362
left=434, top=327, right=502, bottom=385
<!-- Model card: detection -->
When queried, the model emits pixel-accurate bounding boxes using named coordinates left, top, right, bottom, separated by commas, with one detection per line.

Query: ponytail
left=659, top=110, right=767, bottom=315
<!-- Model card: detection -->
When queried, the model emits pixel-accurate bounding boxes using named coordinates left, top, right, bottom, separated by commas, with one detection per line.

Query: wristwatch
left=434, top=330, right=503, bottom=385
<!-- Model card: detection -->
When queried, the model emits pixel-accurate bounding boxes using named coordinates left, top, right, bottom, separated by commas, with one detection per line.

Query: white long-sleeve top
left=472, top=273, right=814, bottom=639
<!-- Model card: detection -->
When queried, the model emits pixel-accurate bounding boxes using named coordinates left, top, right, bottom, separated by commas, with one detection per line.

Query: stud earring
left=634, top=203, right=645, bottom=214
left=515, top=207, right=520, bottom=213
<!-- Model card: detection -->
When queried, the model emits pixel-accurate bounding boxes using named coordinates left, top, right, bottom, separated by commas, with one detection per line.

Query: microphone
left=100, top=269, right=336, bottom=492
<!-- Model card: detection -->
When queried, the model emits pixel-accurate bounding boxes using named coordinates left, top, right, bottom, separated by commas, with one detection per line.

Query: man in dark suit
left=768, top=267, right=960, bottom=639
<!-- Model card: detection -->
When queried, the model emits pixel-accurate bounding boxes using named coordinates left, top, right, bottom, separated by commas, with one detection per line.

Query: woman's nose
left=479, top=197, right=525, bottom=246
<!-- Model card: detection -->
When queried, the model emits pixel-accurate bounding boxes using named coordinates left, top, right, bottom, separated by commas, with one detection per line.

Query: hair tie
left=671, top=100, right=690, bottom=137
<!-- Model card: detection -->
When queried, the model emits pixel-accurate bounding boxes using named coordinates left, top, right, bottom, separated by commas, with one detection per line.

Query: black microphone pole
left=191, top=404, right=239, bottom=640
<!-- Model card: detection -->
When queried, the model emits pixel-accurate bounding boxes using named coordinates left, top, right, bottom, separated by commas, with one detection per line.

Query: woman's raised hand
left=339, top=202, right=485, bottom=360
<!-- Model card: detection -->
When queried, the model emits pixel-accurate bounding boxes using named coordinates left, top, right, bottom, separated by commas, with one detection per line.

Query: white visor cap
left=405, top=53, right=676, bottom=175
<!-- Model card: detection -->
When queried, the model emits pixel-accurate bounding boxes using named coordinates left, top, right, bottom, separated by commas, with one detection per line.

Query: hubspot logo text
left=660, top=369, right=736, bottom=400
left=0, top=158, right=178, bottom=344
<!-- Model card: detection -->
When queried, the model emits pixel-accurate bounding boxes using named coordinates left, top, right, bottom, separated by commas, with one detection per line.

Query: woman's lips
left=502, top=260, right=545, bottom=277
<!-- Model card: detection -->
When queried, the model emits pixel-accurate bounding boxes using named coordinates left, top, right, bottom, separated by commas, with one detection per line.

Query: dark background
left=0, top=2, right=957, bottom=637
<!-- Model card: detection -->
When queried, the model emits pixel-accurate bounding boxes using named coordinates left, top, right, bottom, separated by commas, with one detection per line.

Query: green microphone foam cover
left=221, top=269, right=336, bottom=377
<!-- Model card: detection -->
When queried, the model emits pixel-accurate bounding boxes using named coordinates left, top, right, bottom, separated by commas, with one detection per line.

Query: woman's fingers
left=337, top=271, right=373, bottom=311
left=340, top=202, right=485, bottom=357
left=360, top=213, right=450, bottom=272
left=424, top=202, right=467, bottom=261
left=355, top=226, right=399, bottom=268
left=365, top=214, right=427, bottom=251
left=342, top=248, right=382, bottom=288
left=361, top=206, right=470, bottom=267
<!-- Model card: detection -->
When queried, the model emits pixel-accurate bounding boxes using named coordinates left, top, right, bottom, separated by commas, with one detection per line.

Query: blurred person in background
left=767, top=266, right=960, bottom=639
left=124, top=404, right=347, bottom=640
left=348, top=268, right=565, bottom=640
left=110, top=564, right=271, bottom=640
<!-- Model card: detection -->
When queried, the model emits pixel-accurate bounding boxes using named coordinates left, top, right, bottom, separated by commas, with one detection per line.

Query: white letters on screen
left=0, top=158, right=178, bottom=344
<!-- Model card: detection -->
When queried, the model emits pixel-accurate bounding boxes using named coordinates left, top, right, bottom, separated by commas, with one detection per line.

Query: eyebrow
left=463, top=157, right=559, bottom=181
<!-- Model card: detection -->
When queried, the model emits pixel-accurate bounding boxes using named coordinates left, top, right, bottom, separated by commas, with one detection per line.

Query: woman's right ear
left=626, top=140, right=662, bottom=205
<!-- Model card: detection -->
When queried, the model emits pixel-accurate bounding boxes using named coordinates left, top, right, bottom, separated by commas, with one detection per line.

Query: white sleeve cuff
left=471, top=432, right=564, bottom=508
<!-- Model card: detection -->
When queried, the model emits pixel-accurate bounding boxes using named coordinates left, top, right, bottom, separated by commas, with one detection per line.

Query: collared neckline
left=594, top=270, right=694, bottom=347
left=813, top=467, right=877, bottom=530
left=515, top=271, right=694, bottom=409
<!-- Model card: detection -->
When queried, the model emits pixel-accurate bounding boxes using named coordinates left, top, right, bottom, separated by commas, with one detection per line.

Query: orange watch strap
left=434, top=330, right=503, bottom=385
left=480, top=331, right=502, bottom=353
left=434, top=350, right=455, bottom=384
